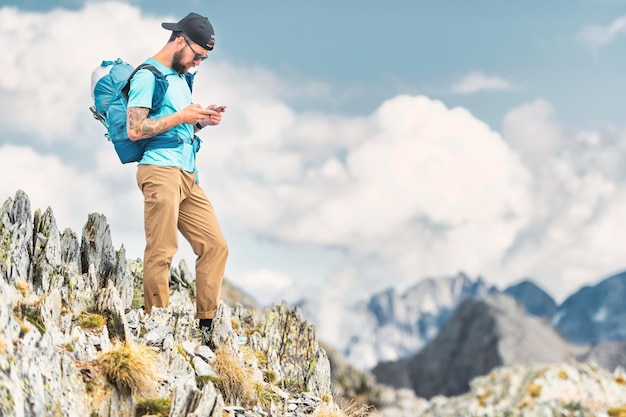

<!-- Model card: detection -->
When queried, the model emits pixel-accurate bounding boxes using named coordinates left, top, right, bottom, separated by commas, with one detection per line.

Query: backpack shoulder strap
left=184, top=72, right=194, bottom=93
left=121, top=64, right=169, bottom=113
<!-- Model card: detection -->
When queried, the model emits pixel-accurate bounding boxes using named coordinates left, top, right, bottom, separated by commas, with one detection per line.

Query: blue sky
left=2, top=1, right=626, bottom=339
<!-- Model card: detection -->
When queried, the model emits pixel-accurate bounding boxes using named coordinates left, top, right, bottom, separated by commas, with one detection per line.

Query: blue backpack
left=89, top=58, right=193, bottom=164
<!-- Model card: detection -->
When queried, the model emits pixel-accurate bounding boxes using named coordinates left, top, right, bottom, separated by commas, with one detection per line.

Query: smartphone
left=214, top=105, right=226, bottom=112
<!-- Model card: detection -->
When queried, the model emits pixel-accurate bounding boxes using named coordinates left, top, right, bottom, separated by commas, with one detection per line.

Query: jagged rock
left=137, top=303, right=198, bottom=344
left=0, top=190, right=349, bottom=417
left=211, top=301, right=244, bottom=354
left=0, top=190, right=33, bottom=285
left=81, top=213, right=134, bottom=309
left=32, top=207, right=65, bottom=294
left=193, top=356, right=218, bottom=377
left=169, top=375, right=222, bottom=417
left=171, top=258, right=196, bottom=291
left=96, top=283, right=133, bottom=343
left=67, top=262, right=99, bottom=316
left=81, top=213, right=115, bottom=285
left=0, top=278, right=90, bottom=417
left=305, top=348, right=332, bottom=397
left=260, top=302, right=326, bottom=391
left=60, top=227, right=80, bottom=265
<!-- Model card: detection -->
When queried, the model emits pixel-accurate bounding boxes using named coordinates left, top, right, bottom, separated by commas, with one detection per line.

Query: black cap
left=162, top=12, right=215, bottom=50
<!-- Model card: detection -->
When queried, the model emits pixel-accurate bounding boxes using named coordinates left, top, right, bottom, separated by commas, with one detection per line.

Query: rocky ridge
left=3, top=189, right=626, bottom=417
left=0, top=190, right=340, bottom=417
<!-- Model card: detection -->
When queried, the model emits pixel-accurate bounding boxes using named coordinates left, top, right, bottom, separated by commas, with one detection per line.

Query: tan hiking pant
left=136, top=165, right=228, bottom=319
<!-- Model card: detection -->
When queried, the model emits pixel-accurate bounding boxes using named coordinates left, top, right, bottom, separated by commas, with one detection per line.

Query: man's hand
left=180, top=103, right=216, bottom=125
left=198, top=104, right=225, bottom=128
left=128, top=103, right=217, bottom=141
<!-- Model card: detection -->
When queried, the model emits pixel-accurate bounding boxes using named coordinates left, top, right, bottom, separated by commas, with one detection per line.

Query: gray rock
left=96, top=283, right=133, bottom=343
left=144, top=325, right=173, bottom=347
left=193, top=356, right=218, bottom=377
left=32, top=207, right=65, bottom=294
left=0, top=190, right=33, bottom=285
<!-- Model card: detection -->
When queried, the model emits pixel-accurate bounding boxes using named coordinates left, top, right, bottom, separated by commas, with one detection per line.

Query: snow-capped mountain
left=301, top=268, right=626, bottom=371
left=301, top=272, right=494, bottom=369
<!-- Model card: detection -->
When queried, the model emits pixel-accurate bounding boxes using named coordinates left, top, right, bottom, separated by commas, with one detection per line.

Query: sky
left=2, top=0, right=626, bottom=329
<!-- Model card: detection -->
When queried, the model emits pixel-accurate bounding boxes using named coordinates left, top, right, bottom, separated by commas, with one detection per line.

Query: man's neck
left=152, top=46, right=174, bottom=69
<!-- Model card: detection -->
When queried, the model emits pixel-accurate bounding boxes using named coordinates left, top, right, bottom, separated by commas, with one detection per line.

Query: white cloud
left=578, top=16, right=626, bottom=46
left=231, top=268, right=294, bottom=306
left=0, top=3, right=166, bottom=143
left=451, top=72, right=515, bottom=94
left=499, top=100, right=626, bottom=301
left=503, top=99, right=564, bottom=164
left=197, top=91, right=534, bottom=299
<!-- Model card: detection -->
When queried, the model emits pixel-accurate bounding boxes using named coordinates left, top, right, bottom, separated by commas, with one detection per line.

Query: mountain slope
left=341, top=272, right=493, bottom=369
left=553, top=270, right=626, bottom=344
left=373, top=293, right=580, bottom=399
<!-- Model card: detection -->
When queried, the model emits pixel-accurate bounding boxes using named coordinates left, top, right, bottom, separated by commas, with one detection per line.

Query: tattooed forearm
left=127, top=107, right=171, bottom=140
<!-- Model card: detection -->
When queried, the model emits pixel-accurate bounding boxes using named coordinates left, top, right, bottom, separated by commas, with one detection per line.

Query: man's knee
left=195, top=235, right=228, bottom=258
left=214, top=236, right=228, bottom=257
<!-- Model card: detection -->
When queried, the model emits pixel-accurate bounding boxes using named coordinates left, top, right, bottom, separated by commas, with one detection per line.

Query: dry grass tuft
left=212, top=348, right=255, bottom=406
left=240, top=345, right=258, bottom=364
left=78, top=312, right=105, bottom=330
left=16, top=281, right=29, bottom=298
left=97, top=342, right=158, bottom=397
left=314, top=399, right=372, bottom=417
left=255, top=382, right=282, bottom=409
left=14, top=302, right=45, bottom=334
left=135, top=397, right=171, bottom=417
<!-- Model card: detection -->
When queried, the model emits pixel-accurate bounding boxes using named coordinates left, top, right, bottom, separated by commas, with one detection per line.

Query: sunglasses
left=183, top=37, right=209, bottom=61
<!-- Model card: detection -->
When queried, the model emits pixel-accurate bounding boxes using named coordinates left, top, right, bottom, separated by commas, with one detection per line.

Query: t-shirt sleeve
left=127, top=69, right=155, bottom=109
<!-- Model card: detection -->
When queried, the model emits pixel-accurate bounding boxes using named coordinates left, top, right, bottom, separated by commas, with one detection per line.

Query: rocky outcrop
left=416, top=362, right=626, bottom=417
left=0, top=190, right=334, bottom=417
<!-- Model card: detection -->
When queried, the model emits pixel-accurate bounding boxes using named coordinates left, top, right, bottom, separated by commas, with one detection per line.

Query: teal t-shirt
left=127, top=58, right=197, bottom=173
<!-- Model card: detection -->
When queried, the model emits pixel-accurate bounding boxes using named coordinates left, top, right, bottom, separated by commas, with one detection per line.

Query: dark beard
left=172, top=50, right=187, bottom=75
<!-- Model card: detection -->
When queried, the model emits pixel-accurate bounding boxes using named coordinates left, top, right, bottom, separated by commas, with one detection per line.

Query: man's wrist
left=195, top=121, right=204, bottom=130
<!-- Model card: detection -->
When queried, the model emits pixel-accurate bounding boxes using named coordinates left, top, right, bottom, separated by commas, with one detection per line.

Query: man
left=126, top=12, right=227, bottom=341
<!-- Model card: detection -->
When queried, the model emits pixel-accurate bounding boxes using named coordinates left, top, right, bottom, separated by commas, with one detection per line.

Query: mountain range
left=371, top=293, right=585, bottom=399
left=300, top=269, right=626, bottom=373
